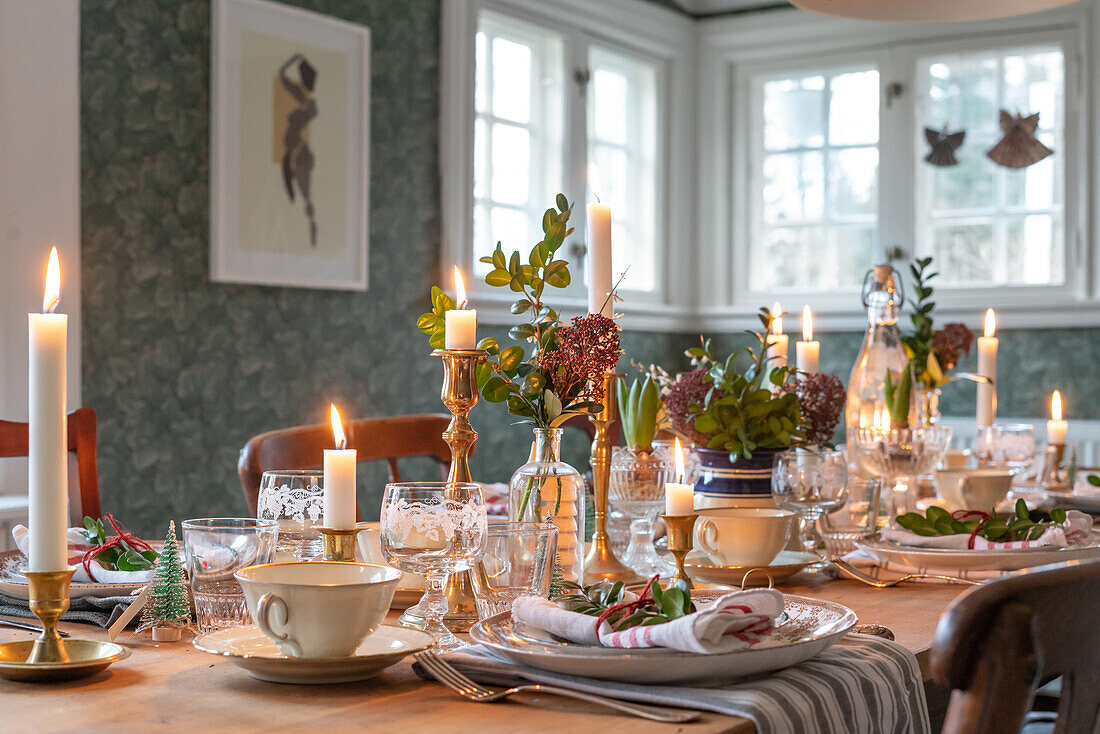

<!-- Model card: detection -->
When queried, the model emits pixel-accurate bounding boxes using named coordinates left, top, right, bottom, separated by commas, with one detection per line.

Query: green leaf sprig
left=896, top=500, right=1067, bottom=544
left=687, top=308, right=806, bottom=462
left=79, top=516, right=159, bottom=571
left=553, top=577, right=694, bottom=631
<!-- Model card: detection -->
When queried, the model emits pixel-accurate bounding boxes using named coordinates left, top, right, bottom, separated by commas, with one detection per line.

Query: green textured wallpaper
left=79, top=0, right=1098, bottom=535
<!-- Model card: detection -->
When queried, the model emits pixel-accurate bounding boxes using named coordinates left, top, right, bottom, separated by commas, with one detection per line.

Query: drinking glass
left=609, top=443, right=676, bottom=576
left=380, top=482, right=486, bottom=651
left=182, top=518, right=278, bottom=632
left=818, top=472, right=882, bottom=557
left=975, top=424, right=1036, bottom=473
left=771, top=449, right=849, bottom=561
left=849, top=425, right=953, bottom=517
left=257, top=470, right=324, bottom=561
left=469, top=522, right=557, bottom=620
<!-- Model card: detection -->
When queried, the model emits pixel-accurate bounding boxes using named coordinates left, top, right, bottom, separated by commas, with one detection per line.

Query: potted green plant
left=687, top=308, right=806, bottom=505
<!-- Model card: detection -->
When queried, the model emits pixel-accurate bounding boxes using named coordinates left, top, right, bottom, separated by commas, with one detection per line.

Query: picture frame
left=211, top=0, right=370, bottom=291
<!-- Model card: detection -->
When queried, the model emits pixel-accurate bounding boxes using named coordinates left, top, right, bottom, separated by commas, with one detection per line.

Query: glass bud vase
left=509, top=428, right=586, bottom=584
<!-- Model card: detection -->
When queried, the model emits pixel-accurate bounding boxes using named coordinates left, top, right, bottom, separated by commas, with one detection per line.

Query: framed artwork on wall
left=211, top=0, right=370, bottom=290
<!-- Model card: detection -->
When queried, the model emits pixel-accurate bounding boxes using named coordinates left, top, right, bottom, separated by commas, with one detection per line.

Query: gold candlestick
left=0, top=568, right=131, bottom=682
left=400, top=348, right=486, bottom=633
left=318, top=527, right=358, bottom=562
left=662, top=514, right=698, bottom=588
left=584, top=372, right=642, bottom=583
left=1041, top=443, right=1071, bottom=491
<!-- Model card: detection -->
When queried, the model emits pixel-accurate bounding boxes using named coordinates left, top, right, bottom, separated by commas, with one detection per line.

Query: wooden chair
left=237, top=414, right=455, bottom=517
left=931, top=559, right=1100, bottom=734
left=0, top=407, right=101, bottom=522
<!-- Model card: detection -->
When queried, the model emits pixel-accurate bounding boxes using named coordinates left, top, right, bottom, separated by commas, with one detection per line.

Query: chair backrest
left=931, top=559, right=1100, bottom=734
left=237, top=414, right=455, bottom=516
left=0, top=407, right=101, bottom=522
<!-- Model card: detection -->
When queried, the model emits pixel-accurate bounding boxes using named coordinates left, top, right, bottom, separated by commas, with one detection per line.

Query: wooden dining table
left=0, top=573, right=966, bottom=734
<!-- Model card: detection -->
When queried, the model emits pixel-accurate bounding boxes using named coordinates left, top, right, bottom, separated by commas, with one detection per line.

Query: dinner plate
left=469, top=594, right=857, bottom=684
left=0, top=550, right=144, bottom=600
left=855, top=533, right=1100, bottom=572
left=685, top=550, right=819, bottom=587
left=193, top=624, right=431, bottom=684
left=1052, top=492, right=1100, bottom=514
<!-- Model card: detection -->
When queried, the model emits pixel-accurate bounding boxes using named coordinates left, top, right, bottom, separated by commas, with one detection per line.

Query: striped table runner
left=441, top=634, right=930, bottom=734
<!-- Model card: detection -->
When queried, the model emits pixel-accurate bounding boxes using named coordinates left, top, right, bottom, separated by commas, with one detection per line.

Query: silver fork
left=415, top=651, right=702, bottom=723
left=831, top=557, right=982, bottom=587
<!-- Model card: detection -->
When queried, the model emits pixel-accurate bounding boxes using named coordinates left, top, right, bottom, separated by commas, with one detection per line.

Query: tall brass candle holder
left=584, top=372, right=642, bottom=583
left=399, top=348, right=486, bottom=633
left=1040, top=443, right=1071, bottom=492
left=0, top=568, right=131, bottom=682
left=662, top=514, right=698, bottom=589
left=318, top=527, right=358, bottom=562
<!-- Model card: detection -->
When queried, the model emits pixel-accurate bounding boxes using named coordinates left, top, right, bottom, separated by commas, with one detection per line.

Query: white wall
left=0, top=0, right=81, bottom=497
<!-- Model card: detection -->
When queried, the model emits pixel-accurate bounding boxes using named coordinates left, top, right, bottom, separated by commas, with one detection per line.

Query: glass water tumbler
left=182, top=518, right=278, bottom=632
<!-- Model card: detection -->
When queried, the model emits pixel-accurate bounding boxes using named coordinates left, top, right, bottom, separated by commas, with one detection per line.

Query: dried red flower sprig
left=782, top=372, right=845, bottom=446
left=932, top=322, right=974, bottom=372
left=662, top=369, right=714, bottom=446
left=538, top=314, right=622, bottom=401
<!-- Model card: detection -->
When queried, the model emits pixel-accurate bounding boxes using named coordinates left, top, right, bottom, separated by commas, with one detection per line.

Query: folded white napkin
left=11, top=525, right=155, bottom=584
left=880, top=509, right=1092, bottom=550
left=512, top=588, right=784, bottom=654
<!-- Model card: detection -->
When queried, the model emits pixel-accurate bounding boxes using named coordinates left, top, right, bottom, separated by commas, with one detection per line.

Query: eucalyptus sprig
left=687, top=307, right=806, bottom=462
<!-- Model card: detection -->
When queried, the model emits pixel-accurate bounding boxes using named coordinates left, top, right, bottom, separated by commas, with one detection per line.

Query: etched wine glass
left=257, top=470, right=324, bottom=561
left=771, top=448, right=849, bottom=564
left=380, top=482, right=486, bottom=650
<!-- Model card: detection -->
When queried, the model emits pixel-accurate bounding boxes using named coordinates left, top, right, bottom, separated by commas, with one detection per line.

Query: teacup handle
left=255, top=592, right=301, bottom=656
left=697, top=518, right=720, bottom=558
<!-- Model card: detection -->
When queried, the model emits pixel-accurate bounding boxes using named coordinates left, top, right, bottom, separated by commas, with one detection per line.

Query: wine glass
left=256, top=470, right=324, bottom=561
left=975, top=423, right=1036, bottom=474
left=771, top=449, right=849, bottom=563
left=380, top=482, right=486, bottom=650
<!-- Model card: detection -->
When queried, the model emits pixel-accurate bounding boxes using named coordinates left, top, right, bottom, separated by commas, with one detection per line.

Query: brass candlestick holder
left=318, top=527, right=359, bottom=562
left=399, top=348, right=486, bottom=633
left=0, top=568, right=131, bottom=682
left=584, top=372, right=642, bottom=583
left=1041, top=443, right=1071, bottom=492
left=662, top=514, right=698, bottom=589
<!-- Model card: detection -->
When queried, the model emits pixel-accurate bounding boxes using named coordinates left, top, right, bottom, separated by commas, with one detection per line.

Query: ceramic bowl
left=934, top=468, right=1013, bottom=511
left=694, top=507, right=796, bottom=567
left=236, top=562, right=401, bottom=658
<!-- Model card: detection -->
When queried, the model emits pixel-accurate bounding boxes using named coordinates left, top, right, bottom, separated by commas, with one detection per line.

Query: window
left=915, top=46, right=1065, bottom=286
left=473, top=13, right=564, bottom=277
left=587, top=47, right=660, bottom=293
left=750, top=67, right=879, bottom=291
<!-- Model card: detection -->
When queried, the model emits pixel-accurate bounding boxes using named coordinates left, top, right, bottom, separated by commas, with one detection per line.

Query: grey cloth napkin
left=0, top=591, right=134, bottom=628
left=433, top=634, right=931, bottom=734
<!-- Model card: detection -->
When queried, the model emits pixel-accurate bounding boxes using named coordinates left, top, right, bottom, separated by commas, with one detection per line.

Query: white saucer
left=193, top=625, right=431, bottom=684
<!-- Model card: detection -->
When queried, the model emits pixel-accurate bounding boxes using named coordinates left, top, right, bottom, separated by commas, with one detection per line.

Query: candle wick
left=43, top=295, right=59, bottom=315
left=336, top=437, right=347, bottom=451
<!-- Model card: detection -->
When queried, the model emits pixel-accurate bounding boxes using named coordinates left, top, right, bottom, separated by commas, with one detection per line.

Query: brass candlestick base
left=584, top=372, right=642, bottom=584
left=1041, top=443, right=1071, bottom=492
left=412, top=347, right=487, bottom=633
left=318, top=527, right=359, bottom=562
left=0, top=568, right=131, bottom=682
left=662, top=514, right=698, bottom=589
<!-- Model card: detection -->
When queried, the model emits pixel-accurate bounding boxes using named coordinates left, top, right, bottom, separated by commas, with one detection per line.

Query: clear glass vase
left=916, top=388, right=942, bottom=426
left=609, top=443, right=676, bottom=577
left=509, top=428, right=586, bottom=585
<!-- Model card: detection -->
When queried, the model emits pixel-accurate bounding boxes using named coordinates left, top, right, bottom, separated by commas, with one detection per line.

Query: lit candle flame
left=330, top=403, right=348, bottom=450
left=43, top=247, right=60, bottom=314
left=802, top=305, right=813, bottom=342
left=454, top=265, right=468, bottom=310
left=673, top=437, right=686, bottom=484
left=1051, top=390, right=1062, bottom=421
left=588, top=162, right=601, bottom=203
left=771, top=301, right=783, bottom=335
left=984, top=308, right=996, bottom=338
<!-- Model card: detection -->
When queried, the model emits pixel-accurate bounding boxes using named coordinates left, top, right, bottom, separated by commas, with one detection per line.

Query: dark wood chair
left=237, top=414, right=455, bottom=517
left=0, top=407, right=101, bottom=522
left=931, top=559, right=1100, bottom=734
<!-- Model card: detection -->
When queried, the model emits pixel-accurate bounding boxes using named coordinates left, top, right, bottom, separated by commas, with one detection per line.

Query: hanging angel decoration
left=987, top=110, right=1053, bottom=169
left=923, top=125, right=965, bottom=167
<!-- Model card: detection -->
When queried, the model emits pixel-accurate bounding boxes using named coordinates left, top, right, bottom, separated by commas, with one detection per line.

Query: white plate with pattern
left=469, top=594, right=856, bottom=683
left=854, top=533, right=1100, bottom=572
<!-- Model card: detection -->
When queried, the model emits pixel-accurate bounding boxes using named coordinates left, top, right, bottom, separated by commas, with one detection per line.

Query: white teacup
left=940, top=449, right=973, bottom=470
left=934, top=468, right=1013, bottom=511
left=694, top=508, right=796, bottom=567
left=236, top=562, right=401, bottom=658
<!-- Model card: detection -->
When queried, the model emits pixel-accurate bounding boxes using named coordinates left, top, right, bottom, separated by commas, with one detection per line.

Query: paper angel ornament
left=986, top=111, right=1053, bottom=169
left=924, top=126, right=965, bottom=167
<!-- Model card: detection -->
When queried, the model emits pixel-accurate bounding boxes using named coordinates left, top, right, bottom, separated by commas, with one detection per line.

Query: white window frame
left=700, top=3, right=1091, bottom=331
left=441, top=0, right=696, bottom=330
